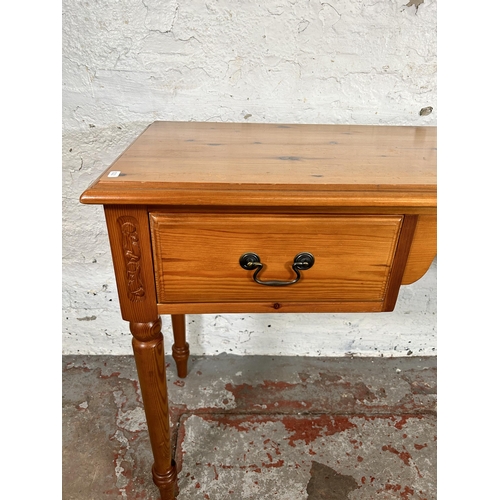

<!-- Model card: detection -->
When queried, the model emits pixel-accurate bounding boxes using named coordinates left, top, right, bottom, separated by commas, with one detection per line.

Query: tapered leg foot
left=130, top=318, right=178, bottom=499
left=153, top=461, right=178, bottom=500
left=171, top=314, right=190, bottom=378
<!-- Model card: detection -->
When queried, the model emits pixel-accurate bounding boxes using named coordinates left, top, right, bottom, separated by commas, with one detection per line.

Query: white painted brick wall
left=62, top=0, right=437, bottom=356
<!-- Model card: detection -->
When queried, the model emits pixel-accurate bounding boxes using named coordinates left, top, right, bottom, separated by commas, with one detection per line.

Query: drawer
left=150, top=213, right=403, bottom=307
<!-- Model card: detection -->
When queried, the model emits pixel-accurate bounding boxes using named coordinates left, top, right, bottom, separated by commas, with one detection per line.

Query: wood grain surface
left=150, top=213, right=403, bottom=306
left=401, top=214, right=437, bottom=284
left=81, top=122, right=436, bottom=207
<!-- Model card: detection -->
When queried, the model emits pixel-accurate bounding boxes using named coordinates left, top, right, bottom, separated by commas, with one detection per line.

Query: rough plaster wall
left=62, top=0, right=437, bottom=356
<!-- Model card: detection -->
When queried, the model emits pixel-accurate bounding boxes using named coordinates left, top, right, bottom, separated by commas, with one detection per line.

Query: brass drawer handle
left=239, top=252, right=315, bottom=287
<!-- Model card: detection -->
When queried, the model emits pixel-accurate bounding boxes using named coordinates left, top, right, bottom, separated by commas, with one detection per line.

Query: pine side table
left=80, top=121, right=437, bottom=499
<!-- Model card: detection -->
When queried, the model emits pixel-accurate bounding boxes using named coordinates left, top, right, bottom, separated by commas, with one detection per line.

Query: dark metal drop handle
left=239, top=252, right=315, bottom=287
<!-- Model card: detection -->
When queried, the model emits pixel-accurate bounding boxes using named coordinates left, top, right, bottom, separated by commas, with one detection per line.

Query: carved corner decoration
left=118, top=216, right=146, bottom=302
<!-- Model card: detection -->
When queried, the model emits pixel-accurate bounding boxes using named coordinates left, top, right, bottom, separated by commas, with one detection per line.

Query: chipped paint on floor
left=62, top=355, right=436, bottom=499
left=175, top=414, right=436, bottom=499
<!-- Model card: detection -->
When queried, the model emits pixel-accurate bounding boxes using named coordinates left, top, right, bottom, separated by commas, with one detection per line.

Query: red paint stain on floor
left=99, top=371, right=121, bottom=379
left=197, top=414, right=357, bottom=448
left=381, top=444, right=412, bottom=466
left=381, top=444, right=423, bottom=478
left=281, top=415, right=357, bottom=447
left=381, top=483, right=415, bottom=499
left=395, top=415, right=411, bottom=429
left=414, top=443, right=428, bottom=450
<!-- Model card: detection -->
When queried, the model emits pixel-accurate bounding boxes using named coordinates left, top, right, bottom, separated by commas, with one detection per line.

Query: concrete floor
left=62, top=354, right=436, bottom=500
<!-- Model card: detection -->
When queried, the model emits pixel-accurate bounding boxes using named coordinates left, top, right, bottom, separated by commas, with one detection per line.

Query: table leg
left=171, top=314, right=190, bottom=378
left=130, top=318, right=178, bottom=500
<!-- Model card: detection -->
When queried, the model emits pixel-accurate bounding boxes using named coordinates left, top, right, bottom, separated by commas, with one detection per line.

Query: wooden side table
left=80, top=121, right=437, bottom=499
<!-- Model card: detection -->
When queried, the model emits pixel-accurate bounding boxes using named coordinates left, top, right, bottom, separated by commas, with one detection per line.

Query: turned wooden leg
left=171, top=314, right=190, bottom=378
left=130, top=318, right=178, bottom=500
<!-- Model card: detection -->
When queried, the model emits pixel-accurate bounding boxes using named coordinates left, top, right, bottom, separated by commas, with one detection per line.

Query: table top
left=80, top=121, right=437, bottom=208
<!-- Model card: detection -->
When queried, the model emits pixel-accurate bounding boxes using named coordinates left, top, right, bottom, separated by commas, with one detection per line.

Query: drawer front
left=150, top=213, right=403, bottom=305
